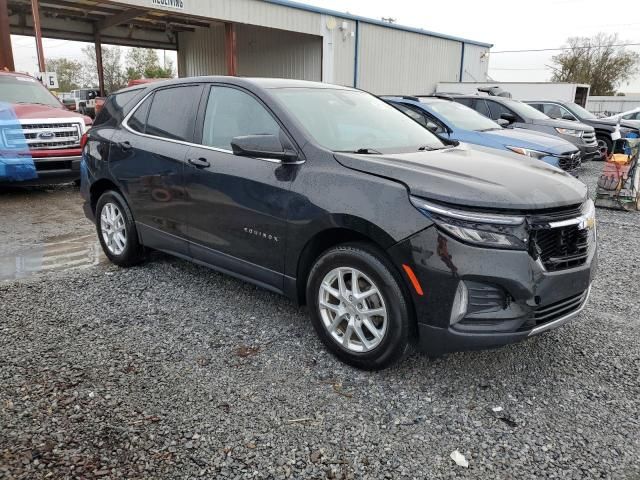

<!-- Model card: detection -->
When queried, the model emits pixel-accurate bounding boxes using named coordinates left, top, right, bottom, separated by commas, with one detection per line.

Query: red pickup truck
left=0, top=71, right=92, bottom=185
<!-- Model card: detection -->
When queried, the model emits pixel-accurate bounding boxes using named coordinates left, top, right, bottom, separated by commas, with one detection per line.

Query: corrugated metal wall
left=178, top=25, right=322, bottom=80
left=461, top=43, right=490, bottom=82
left=178, top=25, right=226, bottom=77
left=357, top=23, right=462, bottom=95
left=236, top=24, right=321, bottom=80
left=331, top=26, right=356, bottom=87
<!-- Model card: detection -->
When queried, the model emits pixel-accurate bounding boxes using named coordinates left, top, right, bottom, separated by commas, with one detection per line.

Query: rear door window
left=145, top=85, right=202, bottom=142
left=201, top=86, right=280, bottom=151
left=487, top=101, right=515, bottom=121
left=127, top=95, right=153, bottom=133
left=93, top=88, right=144, bottom=127
left=474, top=99, right=491, bottom=118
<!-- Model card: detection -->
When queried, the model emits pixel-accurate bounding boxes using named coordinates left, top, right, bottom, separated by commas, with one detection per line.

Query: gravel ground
left=1, top=162, right=639, bottom=479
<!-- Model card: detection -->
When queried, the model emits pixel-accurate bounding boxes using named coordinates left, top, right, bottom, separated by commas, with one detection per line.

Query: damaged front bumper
left=388, top=221, right=597, bottom=356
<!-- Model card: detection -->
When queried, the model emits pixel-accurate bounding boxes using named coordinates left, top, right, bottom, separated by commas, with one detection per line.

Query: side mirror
left=426, top=121, right=439, bottom=133
left=562, top=114, right=576, bottom=121
left=496, top=118, right=509, bottom=127
left=500, top=113, right=517, bottom=124
left=231, top=134, right=298, bottom=162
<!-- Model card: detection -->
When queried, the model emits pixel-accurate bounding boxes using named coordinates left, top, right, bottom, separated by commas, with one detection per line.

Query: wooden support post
left=224, top=22, right=237, bottom=76
left=0, top=0, right=15, bottom=71
left=94, top=25, right=104, bottom=95
left=30, top=0, right=45, bottom=72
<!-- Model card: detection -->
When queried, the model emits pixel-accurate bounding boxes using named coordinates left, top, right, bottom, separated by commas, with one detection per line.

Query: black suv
left=450, top=95, right=600, bottom=162
left=525, top=100, right=640, bottom=158
left=81, top=77, right=597, bottom=370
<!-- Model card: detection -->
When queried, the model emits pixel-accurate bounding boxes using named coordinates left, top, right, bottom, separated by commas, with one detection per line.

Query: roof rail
left=423, top=93, right=455, bottom=101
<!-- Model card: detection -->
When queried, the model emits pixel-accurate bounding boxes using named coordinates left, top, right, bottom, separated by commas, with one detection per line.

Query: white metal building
left=3, top=0, right=492, bottom=95
left=171, top=0, right=493, bottom=94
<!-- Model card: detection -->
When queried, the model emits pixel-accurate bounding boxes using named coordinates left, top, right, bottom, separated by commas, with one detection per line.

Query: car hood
left=483, top=128, right=576, bottom=154
left=334, top=144, right=587, bottom=211
left=2, top=103, right=89, bottom=123
left=530, top=117, right=594, bottom=131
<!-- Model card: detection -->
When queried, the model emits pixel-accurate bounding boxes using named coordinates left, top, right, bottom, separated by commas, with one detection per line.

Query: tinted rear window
left=94, top=89, right=145, bottom=127
left=145, top=86, right=201, bottom=142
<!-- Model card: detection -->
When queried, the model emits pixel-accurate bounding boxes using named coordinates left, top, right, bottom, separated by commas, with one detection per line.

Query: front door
left=183, top=85, right=296, bottom=291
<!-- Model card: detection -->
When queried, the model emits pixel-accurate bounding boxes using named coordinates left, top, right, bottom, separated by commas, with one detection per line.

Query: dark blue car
left=383, top=96, right=582, bottom=174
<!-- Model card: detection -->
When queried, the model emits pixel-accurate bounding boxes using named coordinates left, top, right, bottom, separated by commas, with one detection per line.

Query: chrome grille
left=557, top=151, right=582, bottom=171
left=531, top=225, right=590, bottom=271
left=1, top=122, right=82, bottom=150
left=582, top=131, right=596, bottom=144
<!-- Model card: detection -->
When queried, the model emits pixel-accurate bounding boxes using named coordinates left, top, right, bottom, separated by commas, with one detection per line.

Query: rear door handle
left=118, top=141, right=132, bottom=151
left=188, top=157, right=211, bottom=168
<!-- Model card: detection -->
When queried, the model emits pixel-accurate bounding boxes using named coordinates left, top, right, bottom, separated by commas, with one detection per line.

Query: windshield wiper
left=418, top=145, right=447, bottom=151
left=478, top=127, right=501, bottom=132
left=337, top=148, right=382, bottom=154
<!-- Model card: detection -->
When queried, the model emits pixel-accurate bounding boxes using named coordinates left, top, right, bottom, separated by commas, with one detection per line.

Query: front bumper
left=0, top=155, right=81, bottom=186
left=388, top=225, right=597, bottom=355
left=578, top=143, right=600, bottom=162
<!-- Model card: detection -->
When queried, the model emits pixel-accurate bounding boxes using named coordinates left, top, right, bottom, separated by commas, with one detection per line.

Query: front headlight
left=506, top=146, right=549, bottom=160
left=410, top=197, right=528, bottom=250
left=555, top=127, right=583, bottom=137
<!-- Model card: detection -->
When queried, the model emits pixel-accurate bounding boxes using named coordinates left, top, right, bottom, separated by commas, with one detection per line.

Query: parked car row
left=79, top=77, right=597, bottom=369
left=384, top=95, right=583, bottom=173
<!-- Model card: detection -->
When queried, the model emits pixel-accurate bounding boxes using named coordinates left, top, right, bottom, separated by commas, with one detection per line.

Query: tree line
left=550, top=33, right=639, bottom=96
left=46, top=46, right=175, bottom=93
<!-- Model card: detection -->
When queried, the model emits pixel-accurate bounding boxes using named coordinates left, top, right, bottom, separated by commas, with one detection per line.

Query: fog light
left=450, top=281, right=468, bottom=325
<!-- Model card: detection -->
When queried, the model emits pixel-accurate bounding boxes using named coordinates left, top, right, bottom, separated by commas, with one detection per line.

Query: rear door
left=109, top=84, right=204, bottom=255
left=182, top=84, right=296, bottom=290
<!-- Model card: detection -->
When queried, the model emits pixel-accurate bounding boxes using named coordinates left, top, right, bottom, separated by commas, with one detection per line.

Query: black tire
left=95, top=190, right=145, bottom=267
left=306, top=242, right=413, bottom=370
left=596, top=135, right=612, bottom=160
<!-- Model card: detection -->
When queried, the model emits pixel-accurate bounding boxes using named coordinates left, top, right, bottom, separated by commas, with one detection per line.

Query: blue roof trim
left=262, top=0, right=493, bottom=48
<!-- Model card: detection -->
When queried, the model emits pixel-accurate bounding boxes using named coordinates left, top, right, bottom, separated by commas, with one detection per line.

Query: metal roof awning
left=6, top=0, right=216, bottom=50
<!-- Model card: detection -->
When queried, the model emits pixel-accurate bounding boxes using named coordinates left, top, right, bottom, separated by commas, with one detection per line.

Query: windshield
left=271, top=88, right=445, bottom=152
left=565, top=102, right=596, bottom=120
left=0, top=75, right=62, bottom=108
left=501, top=98, right=550, bottom=120
left=425, top=100, right=501, bottom=131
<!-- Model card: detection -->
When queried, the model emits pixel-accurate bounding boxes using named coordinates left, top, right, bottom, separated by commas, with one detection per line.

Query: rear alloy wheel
left=100, top=202, right=127, bottom=255
left=307, top=243, right=412, bottom=370
left=96, top=190, right=145, bottom=267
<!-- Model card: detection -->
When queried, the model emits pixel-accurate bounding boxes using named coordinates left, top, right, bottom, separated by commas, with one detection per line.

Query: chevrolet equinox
left=81, top=77, right=597, bottom=370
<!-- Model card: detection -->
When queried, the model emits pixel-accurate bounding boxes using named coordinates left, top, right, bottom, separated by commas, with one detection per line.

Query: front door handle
left=188, top=157, right=211, bottom=168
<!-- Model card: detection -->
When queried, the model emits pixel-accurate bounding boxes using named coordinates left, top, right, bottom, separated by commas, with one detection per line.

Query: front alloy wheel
left=306, top=243, right=412, bottom=370
left=318, top=267, right=388, bottom=353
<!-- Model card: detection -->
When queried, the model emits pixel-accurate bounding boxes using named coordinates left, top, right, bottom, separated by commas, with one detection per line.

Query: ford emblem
left=38, top=131, right=55, bottom=139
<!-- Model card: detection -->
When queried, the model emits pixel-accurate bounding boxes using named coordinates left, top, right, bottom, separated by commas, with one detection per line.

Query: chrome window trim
left=121, top=87, right=304, bottom=166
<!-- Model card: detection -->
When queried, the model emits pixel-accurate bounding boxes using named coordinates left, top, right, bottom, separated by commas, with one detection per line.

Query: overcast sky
left=10, top=0, right=640, bottom=92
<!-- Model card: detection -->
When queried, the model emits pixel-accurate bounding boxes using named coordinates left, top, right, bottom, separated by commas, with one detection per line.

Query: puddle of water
left=0, top=233, right=106, bottom=281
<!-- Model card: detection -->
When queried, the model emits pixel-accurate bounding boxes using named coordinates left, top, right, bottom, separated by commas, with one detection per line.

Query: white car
left=604, top=107, right=640, bottom=129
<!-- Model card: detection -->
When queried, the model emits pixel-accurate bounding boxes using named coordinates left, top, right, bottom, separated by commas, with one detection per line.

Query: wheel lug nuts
left=349, top=295, right=353, bottom=301
left=358, top=303, right=362, bottom=309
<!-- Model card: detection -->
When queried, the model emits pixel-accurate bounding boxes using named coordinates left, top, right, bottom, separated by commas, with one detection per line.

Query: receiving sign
left=150, top=0, right=184, bottom=10
left=34, top=71, right=59, bottom=89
